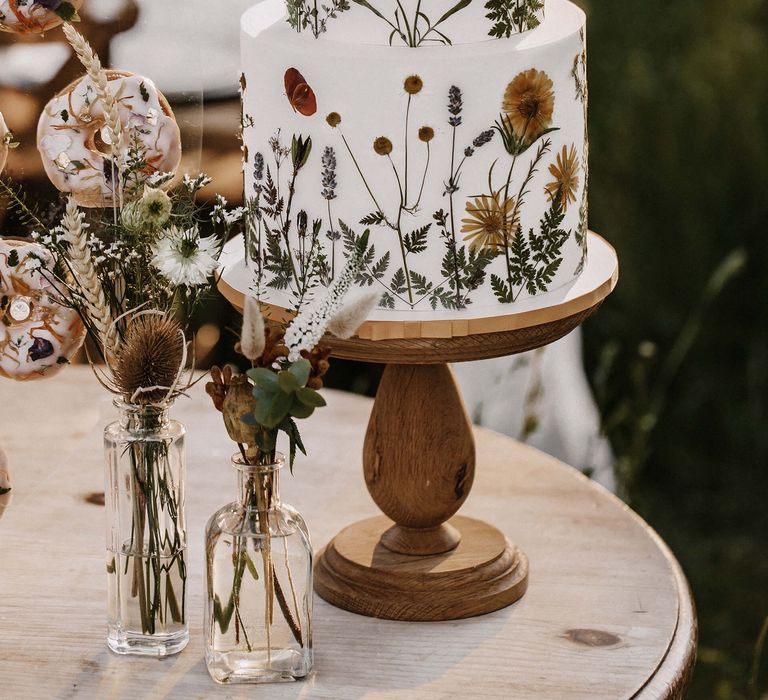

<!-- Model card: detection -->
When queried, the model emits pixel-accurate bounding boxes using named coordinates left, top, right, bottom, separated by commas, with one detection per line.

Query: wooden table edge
left=471, top=428, right=698, bottom=698
left=633, top=531, right=698, bottom=699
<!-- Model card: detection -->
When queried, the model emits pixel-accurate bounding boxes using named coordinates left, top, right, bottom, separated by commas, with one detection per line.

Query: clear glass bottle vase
left=205, top=453, right=313, bottom=684
left=104, top=400, right=188, bottom=657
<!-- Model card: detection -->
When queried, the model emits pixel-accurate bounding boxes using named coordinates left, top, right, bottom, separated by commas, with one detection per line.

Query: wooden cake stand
left=219, top=232, right=619, bottom=621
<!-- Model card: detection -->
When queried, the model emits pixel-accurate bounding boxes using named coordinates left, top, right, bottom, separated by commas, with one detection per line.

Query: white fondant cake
left=239, top=0, right=588, bottom=318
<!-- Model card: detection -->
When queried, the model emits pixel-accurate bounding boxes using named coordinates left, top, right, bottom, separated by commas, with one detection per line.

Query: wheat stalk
left=62, top=23, right=124, bottom=185
left=61, top=196, right=117, bottom=359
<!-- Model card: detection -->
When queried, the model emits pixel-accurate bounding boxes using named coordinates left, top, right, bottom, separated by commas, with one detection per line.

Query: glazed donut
left=0, top=238, right=85, bottom=381
left=0, top=110, right=10, bottom=174
left=0, top=0, right=83, bottom=34
left=37, top=70, right=182, bottom=207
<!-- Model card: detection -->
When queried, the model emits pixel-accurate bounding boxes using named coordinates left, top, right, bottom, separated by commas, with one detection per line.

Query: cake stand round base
left=315, top=515, right=529, bottom=621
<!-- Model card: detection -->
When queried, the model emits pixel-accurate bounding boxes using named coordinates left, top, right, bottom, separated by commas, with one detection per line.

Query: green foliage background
left=579, top=0, right=768, bottom=696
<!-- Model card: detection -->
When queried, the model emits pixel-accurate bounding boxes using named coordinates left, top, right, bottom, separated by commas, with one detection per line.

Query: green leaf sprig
left=242, top=358, right=326, bottom=469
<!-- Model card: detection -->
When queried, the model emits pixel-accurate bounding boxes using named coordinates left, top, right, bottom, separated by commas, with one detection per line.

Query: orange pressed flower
left=545, top=144, right=580, bottom=210
left=502, top=69, right=555, bottom=145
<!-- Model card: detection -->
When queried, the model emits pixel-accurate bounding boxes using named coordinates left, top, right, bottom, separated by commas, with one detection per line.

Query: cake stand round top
left=218, top=231, right=618, bottom=364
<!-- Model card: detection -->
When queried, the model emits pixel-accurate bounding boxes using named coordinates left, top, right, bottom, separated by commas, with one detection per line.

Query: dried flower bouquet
left=0, top=22, right=243, bottom=653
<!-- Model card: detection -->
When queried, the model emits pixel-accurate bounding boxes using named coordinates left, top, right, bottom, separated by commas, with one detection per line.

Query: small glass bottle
left=205, top=453, right=313, bottom=684
left=104, top=400, right=188, bottom=657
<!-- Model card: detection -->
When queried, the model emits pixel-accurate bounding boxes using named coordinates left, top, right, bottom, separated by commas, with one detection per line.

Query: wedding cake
left=235, top=0, right=588, bottom=320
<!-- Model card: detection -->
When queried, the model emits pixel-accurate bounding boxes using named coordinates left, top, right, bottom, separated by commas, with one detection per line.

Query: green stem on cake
left=447, top=125, right=463, bottom=306
left=411, top=141, right=429, bottom=212
left=509, top=139, right=551, bottom=301
left=388, top=154, right=414, bottom=305
left=499, top=117, right=532, bottom=289
left=404, top=94, right=411, bottom=204
left=281, top=167, right=302, bottom=293
left=396, top=0, right=414, bottom=46
left=327, top=198, right=337, bottom=279
left=339, top=131, right=390, bottom=226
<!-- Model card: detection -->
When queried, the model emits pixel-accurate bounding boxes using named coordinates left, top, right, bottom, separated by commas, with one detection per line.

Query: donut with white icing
left=0, top=111, right=10, bottom=174
left=0, top=239, right=85, bottom=381
left=0, top=0, right=83, bottom=34
left=37, top=70, right=182, bottom=207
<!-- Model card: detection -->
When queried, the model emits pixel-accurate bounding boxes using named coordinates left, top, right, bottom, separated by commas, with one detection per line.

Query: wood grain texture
left=320, top=362, right=528, bottom=618
left=364, top=364, right=474, bottom=545
left=0, top=367, right=695, bottom=699
left=315, top=516, right=529, bottom=621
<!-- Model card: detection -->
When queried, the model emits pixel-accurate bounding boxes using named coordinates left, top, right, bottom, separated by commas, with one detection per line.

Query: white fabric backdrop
left=454, top=329, right=616, bottom=491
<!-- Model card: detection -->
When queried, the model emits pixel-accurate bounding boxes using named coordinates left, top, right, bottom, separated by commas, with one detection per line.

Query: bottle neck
left=116, top=400, right=172, bottom=433
left=233, top=454, right=284, bottom=512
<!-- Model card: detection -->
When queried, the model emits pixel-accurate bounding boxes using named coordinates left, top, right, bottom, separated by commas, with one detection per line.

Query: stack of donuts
left=1, top=1, right=184, bottom=381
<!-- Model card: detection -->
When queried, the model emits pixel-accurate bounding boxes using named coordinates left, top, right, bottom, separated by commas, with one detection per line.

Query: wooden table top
left=0, top=367, right=696, bottom=699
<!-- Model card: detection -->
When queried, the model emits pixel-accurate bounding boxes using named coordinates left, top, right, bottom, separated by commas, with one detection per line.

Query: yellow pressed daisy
left=502, top=68, right=555, bottom=144
left=545, top=144, right=580, bottom=210
left=461, top=192, right=518, bottom=253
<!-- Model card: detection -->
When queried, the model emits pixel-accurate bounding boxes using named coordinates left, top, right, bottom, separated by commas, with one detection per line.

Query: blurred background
left=1, top=0, right=767, bottom=696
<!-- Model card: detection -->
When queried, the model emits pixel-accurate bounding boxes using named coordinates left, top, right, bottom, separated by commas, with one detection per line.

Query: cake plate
left=219, top=232, right=619, bottom=621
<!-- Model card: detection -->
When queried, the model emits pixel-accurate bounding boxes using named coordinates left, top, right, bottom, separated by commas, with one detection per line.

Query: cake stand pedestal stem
left=314, top=362, right=530, bottom=621
left=364, top=363, right=474, bottom=556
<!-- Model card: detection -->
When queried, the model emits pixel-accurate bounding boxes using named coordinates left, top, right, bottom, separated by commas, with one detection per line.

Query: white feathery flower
left=326, top=291, right=381, bottom=339
left=240, top=296, right=266, bottom=361
left=223, top=207, right=246, bottom=225
left=147, top=171, right=175, bottom=187
left=284, top=232, right=370, bottom=361
left=183, top=173, right=213, bottom=193
left=152, top=225, right=220, bottom=287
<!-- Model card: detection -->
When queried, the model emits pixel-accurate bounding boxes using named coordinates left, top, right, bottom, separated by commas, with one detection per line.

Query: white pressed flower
left=240, top=296, right=266, bottom=361
left=182, top=173, right=212, bottom=193
left=326, top=291, right=381, bottom=339
left=147, top=171, right=175, bottom=187
left=152, top=225, right=219, bottom=287
left=223, top=207, right=246, bottom=225
left=284, top=233, right=370, bottom=361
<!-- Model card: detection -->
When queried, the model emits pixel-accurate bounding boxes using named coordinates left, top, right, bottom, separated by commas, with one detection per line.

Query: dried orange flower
left=373, top=136, right=393, bottom=156
left=404, top=75, right=423, bottom=95
left=502, top=69, right=555, bottom=145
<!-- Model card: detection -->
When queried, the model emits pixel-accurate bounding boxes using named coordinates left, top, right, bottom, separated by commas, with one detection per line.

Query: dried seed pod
left=113, top=314, right=184, bottom=404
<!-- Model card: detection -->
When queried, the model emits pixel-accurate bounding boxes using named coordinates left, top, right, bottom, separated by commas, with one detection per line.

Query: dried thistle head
left=113, top=314, right=184, bottom=404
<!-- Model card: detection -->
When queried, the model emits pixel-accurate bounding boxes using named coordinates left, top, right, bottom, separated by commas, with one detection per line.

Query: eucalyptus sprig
left=207, top=238, right=381, bottom=470
left=243, top=359, right=323, bottom=467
